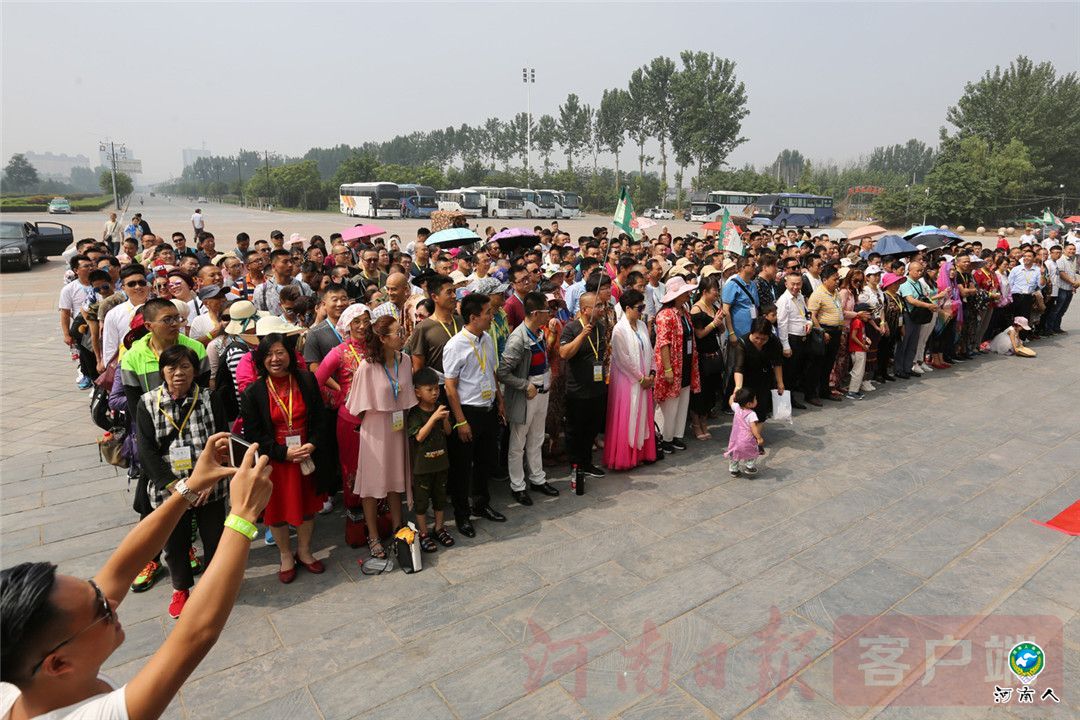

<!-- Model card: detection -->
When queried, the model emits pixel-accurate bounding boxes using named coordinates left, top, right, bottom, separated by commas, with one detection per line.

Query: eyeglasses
left=633, top=304, right=646, bottom=312
left=93, top=285, right=111, bottom=292
left=157, top=315, right=183, bottom=326
left=124, top=280, right=148, bottom=288
left=30, top=579, right=113, bottom=675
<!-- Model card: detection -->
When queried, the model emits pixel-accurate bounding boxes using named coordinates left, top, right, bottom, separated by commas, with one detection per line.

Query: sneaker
left=743, top=462, right=758, bottom=476
left=728, top=461, right=741, bottom=477
left=168, top=589, right=189, bottom=619
left=919, top=362, right=933, bottom=372
left=910, top=365, right=925, bottom=375
left=189, top=547, right=204, bottom=575
left=76, top=376, right=93, bottom=390
left=670, top=438, right=687, bottom=451
left=131, top=560, right=162, bottom=593
left=844, top=391, right=864, bottom=401
left=318, top=497, right=334, bottom=515
left=860, top=381, right=876, bottom=392
left=264, top=528, right=276, bottom=546
left=582, top=464, right=606, bottom=478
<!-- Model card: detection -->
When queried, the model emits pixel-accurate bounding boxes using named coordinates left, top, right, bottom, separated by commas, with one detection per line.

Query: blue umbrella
left=910, top=228, right=962, bottom=251
left=426, top=227, right=482, bottom=249
left=902, top=225, right=938, bottom=240
left=874, top=234, right=920, bottom=257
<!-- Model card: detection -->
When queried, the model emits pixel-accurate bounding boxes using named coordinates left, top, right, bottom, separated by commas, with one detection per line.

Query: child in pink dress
left=725, top=388, right=765, bottom=477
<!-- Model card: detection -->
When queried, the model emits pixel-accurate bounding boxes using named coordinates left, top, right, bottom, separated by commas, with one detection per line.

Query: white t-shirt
left=190, top=213, right=204, bottom=230
left=1019, top=233, right=1036, bottom=245
left=188, top=312, right=217, bottom=341
left=0, top=677, right=127, bottom=720
left=59, top=282, right=92, bottom=314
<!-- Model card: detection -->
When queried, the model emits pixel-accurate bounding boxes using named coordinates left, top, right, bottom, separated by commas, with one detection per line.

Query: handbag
left=808, top=328, right=826, bottom=357
left=902, top=281, right=933, bottom=324
left=698, top=350, right=724, bottom=376
left=97, top=428, right=128, bottom=468
left=393, top=522, right=423, bottom=574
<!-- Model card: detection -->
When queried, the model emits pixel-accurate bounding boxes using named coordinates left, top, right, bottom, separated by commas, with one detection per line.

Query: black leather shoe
left=457, top=519, right=476, bottom=538
left=582, top=464, right=606, bottom=478
left=806, top=397, right=823, bottom=407
left=474, top=504, right=507, bottom=522
left=532, top=482, right=560, bottom=496
left=791, top=399, right=807, bottom=410
left=512, top=490, right=533, bottom=506
left=671, top=438, right=687, bottom=451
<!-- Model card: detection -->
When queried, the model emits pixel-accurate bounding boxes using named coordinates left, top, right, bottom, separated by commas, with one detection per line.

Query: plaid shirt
left=139, top=386, right=225, bottom=507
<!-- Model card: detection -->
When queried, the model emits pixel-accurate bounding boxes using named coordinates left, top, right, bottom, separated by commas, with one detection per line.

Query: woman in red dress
left=240, top=332, right=329, bottom=583
left=314, top=304, right=371, bottom=487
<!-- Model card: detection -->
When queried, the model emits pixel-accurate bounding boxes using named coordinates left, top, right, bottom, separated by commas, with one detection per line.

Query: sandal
left=419, top=533, right=438, bottom=553
left=367, top=537, right=386, bottom=559
left=435, top=527, right=455, bottom=547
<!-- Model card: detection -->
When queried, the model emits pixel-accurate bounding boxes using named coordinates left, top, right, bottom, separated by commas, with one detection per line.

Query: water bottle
left=568, top=464, right=577, bottom=494
left=575, top=466, right=585, bottom=496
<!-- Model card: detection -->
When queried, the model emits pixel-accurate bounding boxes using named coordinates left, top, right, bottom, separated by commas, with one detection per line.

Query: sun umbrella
left=426, top=227, right=482, bottom=249
left=909, top=228, right=962, bottom=252
left=1063, top=215, right=1080, bottom=224
left=340, top=224, right=386, bottom=242
left=848, top=224, right=888, bottom=242
left=902, top=225, right=939, bottom=240
left=873, top=234, right=920, bottom=257
left=490, top=227, right=540, bottom=253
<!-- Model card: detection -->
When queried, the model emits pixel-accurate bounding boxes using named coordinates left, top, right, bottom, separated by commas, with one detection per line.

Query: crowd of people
left=48, top=215, right=1080, bottom=617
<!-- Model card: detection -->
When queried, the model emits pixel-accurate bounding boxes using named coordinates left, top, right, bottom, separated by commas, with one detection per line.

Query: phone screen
left=229, top=434, right=256, bottom=467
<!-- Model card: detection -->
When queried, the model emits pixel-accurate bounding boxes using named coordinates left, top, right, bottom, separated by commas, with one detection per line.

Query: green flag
left=612, top=186, right=637, bottom=238
left=719, top=208, right=744, bottom=256
left=1042, top=209, right=1062, bottom=228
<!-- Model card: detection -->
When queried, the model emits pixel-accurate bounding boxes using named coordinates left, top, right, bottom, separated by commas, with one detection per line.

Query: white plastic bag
left=771, top=389, right=792, bottom=424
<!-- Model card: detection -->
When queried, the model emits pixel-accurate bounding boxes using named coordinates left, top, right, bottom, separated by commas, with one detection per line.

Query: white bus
left=467, top=186, right=525, bottom=219
left=689, top=190, right=758, bottom=222
left=521, top=189, right=557, bottom=219
left=436, top=188, right=485, bottom=217
left=541, top=189, right=582, bottom=219
left=339, top=182, right=402, bottom=218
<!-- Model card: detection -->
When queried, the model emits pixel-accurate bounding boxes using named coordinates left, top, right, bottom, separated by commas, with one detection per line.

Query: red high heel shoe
left=294, top=553, right=325, bottom=574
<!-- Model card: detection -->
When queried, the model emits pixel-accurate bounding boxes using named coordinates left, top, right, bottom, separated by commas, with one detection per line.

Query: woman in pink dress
left=604, top=289, right=658, bottom=470
left=344, top=315, right=416, bottom=559
left=314, top=304, right=370, bottom=489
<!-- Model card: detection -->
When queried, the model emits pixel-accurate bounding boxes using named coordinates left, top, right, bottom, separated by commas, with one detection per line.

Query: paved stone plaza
left=0, top=220, right=1076, bottom=719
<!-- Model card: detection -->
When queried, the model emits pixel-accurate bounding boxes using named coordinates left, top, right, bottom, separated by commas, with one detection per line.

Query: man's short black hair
left=142, top=297, right=176, bottom=322
left=270, top=230, right=285, bottom=240
left=120, top=264, right=147, bottom=281
left=88, top=269, right=111, bottom=285
left=413, top=366, right=439, bottom=388
left=460, top=292, right=489, bottom=323
left=269, top=249, right=292, bottom=262
left=0, top=562, right=59, bottom=685
left=236, top=232, right=250, bottom=243
left=69, top=254, right=91, bottom=271
left=523, top=291, right=547, bottom=315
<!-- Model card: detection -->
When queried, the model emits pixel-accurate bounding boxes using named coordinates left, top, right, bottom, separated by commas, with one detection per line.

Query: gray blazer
left=497, top=323, right=540, bottom=425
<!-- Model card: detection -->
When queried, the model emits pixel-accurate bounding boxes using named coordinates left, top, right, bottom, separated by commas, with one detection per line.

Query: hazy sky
left=3, top=2, right=1078, bottom=183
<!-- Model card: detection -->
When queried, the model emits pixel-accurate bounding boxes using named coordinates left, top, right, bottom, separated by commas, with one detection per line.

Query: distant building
left=21, top=151, right=92, bottom=181
left=182, top=147, right=211, bottom=168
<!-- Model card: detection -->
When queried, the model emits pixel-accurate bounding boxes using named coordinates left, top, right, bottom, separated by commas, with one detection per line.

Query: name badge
left=480, top=378, right=494, bottom=401
left=593, top=364, right=604, bottom=382
left=391, top=410, right=404, bottom=432
left=285, top=434, right=302, bottom=448
left=685, top=339, right=693, bottom=355
left=750, top=305, right=759, bottom=319
left=169, top=446, right=192, bottom=474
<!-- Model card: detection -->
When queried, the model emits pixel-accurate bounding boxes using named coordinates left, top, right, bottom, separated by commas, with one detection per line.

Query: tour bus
left=339, top=182, right=402, bottom=218
left=748, top=193, right=835, bottom=228
left=521, top=189, right=557, bottom=219
left=467, top=186, right=525, bottom=219
left=690, top=190, right=759, bottom=222
left=436, top=188, right=485, bottom=217
left=399, top=184, right=438, bottom=218
left=541, top=189, right=582, bottom=219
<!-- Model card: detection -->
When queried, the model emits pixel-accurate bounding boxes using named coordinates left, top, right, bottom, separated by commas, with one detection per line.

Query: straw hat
left=449, top=270, right=469, bottom=286
left=171, top=299, right=190, bottom=318
left=255, top=315, right=303, bottom=336
left=700, top=265, right=722, bottom=278
left=224, top=300, right=260, bottom=335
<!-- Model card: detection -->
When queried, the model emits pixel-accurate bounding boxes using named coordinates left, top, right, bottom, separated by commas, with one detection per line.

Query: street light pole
left=98, top=140, right=124, bottom=210
left=523, top=67, right=534, bottom=187
left=237, top=149, right=243, bottom=206
left=1061, top=184, right=1066, bottom=216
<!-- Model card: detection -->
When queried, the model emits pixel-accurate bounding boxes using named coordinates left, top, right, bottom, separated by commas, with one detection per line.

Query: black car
left=0, top=220, right=74, bottom=272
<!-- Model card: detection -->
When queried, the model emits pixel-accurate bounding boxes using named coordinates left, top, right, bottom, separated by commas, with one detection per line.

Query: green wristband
left=224, top=514, right=258, bottom=541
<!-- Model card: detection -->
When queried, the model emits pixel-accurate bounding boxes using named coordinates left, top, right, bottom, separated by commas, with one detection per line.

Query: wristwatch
left=172, top=478, right=200, bottom=505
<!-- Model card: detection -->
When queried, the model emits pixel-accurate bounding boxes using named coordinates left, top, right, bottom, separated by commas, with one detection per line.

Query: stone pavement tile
left=435, top=614, right=622, bottom=718
left=268, top=581, right=377, bottom=647
left=0, top=463, right=120, bottom=498
left=706, top=517, right=826, bottom=583
left=794, top=650, right=865, bottom=718
left=1023, top=542, right=1080, bottom=612
left=1024, top=477, right=1080, bottom=526
left=0, top=490, right=42, bottom=514
left=523, top=522, right=661, bottom=584
left=0, top=460, right=44, bottom=483
left=187, top=615, right=282, bottom=683
left=311, top=615, right=510, bottom=720
left=646, top=484, right=753, bottom=538
left=879, top=516, right=988, bottom=578
left=794, top=560, right=923, bottom=641
left=432, top=518, right=573, bottom=583
left=794, top=512, right=924, bottom=581
left=1064, top=613, right=1079, bottom=651
left=870, top=707, right=999, bottom=719
left=616, top=686, right=714, bottom=720
left=615, top=518, right=743, bottom=582
left=42, top=474, right=129, bottom=505
left=382, top=564, right=544, bottom=642
left=696, top=560, right=833, bottom=640
left=3, top=522, right=132, bottom=566
left=487, top=561, right=645, bottom=644
left=562, top=609, right=733, bottom=718
left=181, top=619, right=400, bottom=719
left=592, top=563, right=738, bottom=641
left=228, top=688, right=321, bottom=720
left=102, top=617, right=166, bottom=671
left=677, top=612, right=832, bottom=718
left=0, top=525, right=41, bottom=552
left=348, top=686, right=455, bottom=720
left=719, top=478, right=834, bottom=538
left=643, top=463, right=728, bottom=501
left=739, top=684, right=851, bottom=720
left=484, top=682, right=587, bottom=720
left=945, top=482, right=1044, bottom=534
left=551, top=492, right=654, bottom=538
left=795, top=485, right=902, bottom=537
left=331, top=548, right=451, bottom=602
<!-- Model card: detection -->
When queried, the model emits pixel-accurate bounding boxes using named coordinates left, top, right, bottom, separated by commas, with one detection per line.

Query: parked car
left=644, top=207, right=674, bottom=220
left=47, top=197, right=72, bottom=214
left=196, top=196, right=207, bottom=203
left=0, top=220, right=74, bottom=272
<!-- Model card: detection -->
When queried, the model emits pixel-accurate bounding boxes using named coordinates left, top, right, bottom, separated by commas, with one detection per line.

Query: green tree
left=99, top=170, right=133, bottom=200
left=926, top=135, right=1035, bottom=225
left=509, top=112, right=533, bottom=177
left=534, top=115, right=557, bottom=175
left=69, top=166, right=99, bottom=193
left=557, top=93, right=590, bottom=172
left=871, top=185, right=929, bottom=228
left=483, top=117, right=503, bottom=166
left=331, top=153, right=379, bottom=187
left=2, top=154, right=40, bottom=192
left=672, top=51, right=748, bottom=177
left=769, top=149, right=806, bottom=187
left=642, top=56, right=677, bottom=192
left=626, top=68, right=650, bottom=178
left=866, top=139, right=935, bottom=183
left=945, top=56, right=1080, bottom=196
left=596, top=88, right=628, bottom=191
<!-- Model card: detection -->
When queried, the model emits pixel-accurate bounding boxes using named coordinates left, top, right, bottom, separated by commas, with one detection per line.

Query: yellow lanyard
left=157, top=386, right=199, bottom=435
left=436, top=317, right=459, bottom=340
left=465, top=332, right=487, bottom=373
left=267, top=376, right=294, bottom=429
left=347, top=343, right=363, bottom=367
left=585, top=326, right=600, bottom=359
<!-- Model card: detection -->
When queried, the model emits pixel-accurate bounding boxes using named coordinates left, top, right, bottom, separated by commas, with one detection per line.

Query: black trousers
left=446, top=403, right=499, bottom=520
left=164, top=499, right=227, bottom=591
left=816, top=326, right=843, bottom=397
left=1012, top=294, right=1034, bottom=338
left=565, top=393, right=607, bottom=469
left=782, top=334, right=810, bottom=397
left=876, top=330, right=896, bottom=380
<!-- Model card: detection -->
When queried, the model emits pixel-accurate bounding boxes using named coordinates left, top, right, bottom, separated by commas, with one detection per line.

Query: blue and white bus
left=690, top=190, right=758, bottom=222
left=748, top=193, right=835, bottom=228
left=399, top=184, right=438, bottom=218
left=339, top=182, right=402, bottom=218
